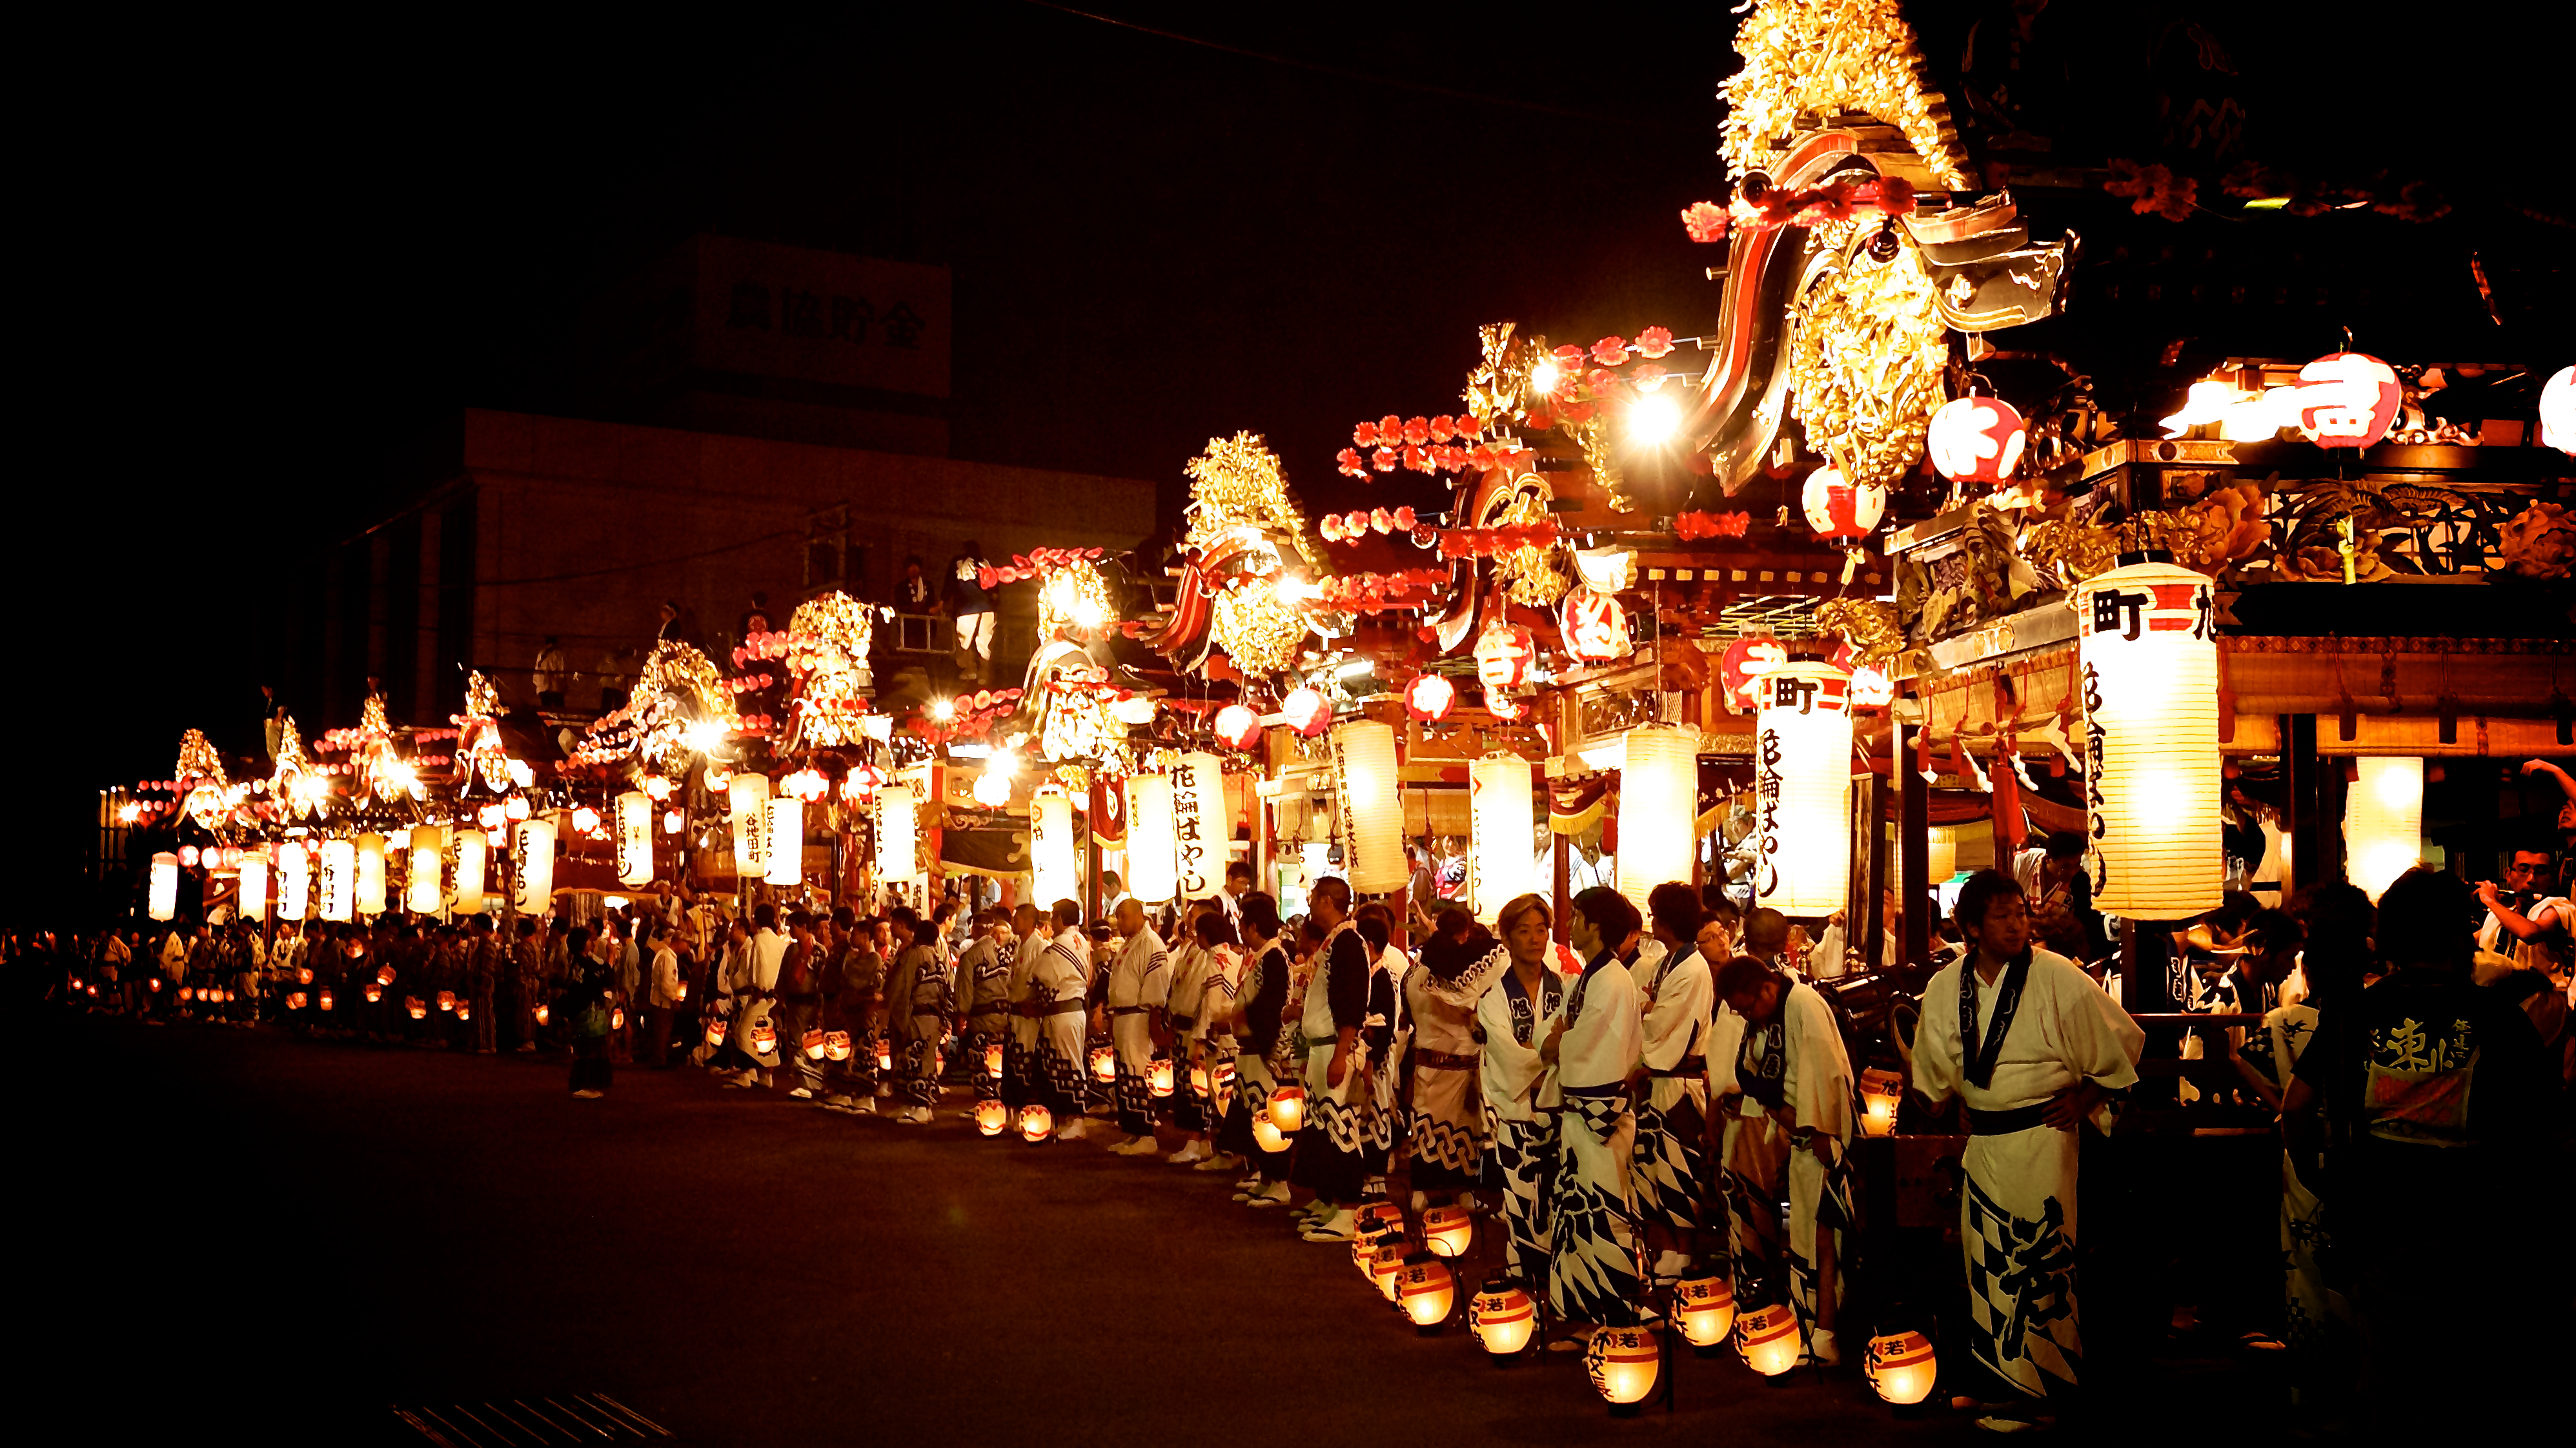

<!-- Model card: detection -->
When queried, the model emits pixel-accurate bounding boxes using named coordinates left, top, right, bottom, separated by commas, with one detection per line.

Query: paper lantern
left=748, top=1020, right=776, bottom=1056
left=824, top=1030, right=853, bottom=1061
left=1268, top=1085, right=1306, bottom=1132
left=1860, top=1066, right=1903, bottom=1138
left=2343, top=756, right=2422, bottom=902
left=2543, top=365, right=2575, bottom=456
left=1736, top=1303, right=1801, bottom=1376
left=1148, top=1059, right=1175, bottom=1097
left=377, top=963, right=397, bottom=986
left=2075, top=559, right=2221, bottom=918
left=1091, top=1045, right=1117, bottom=1082
left=1367, top=1243, right=1410, bottom=1302
left=614, top=791, right=653, bottom=886
left=505, top=794, right=530, bottom=821
left=1355, top=1201, right=1405, bottom=1236
left=572, top=804, right=602, bottom=837
left=436, top=990, right=456, bottom=1012
left=663, top=808, right=684, bottom=834
left=287, top=992, right=307, bottom=1010
left=1280, top=686, right=1331, bottom=737
left=1586, top=1325, right=1661, bottom=1406
left=730, top=773, right=772, bottom=879
left=1213, top=702, right=1263, bottom=749
left=1018, top=1104, right=1054, bottom=1143
left=147, top=852, right=179, bottom=921
left=298, top=968, right=313, bottom=984
left=456, top=1001, right=472, bottom=1022
left=1250, top=1108, right=1288, bottom=1153
left=532, top=1001, right=547, bottom=1023
left=1719, top=635, right=1789, bottom=709
left=1029, top=787, right=1078, bottom=908
left=611, top=1006, right=625, bottom=1031
left=705, top=1019, right=728, bottom=1049
left=319, top=839, right=355, bottom=922
left=1674, top=1274, right=1736, bottom=1347
left=1475, top=617, right=1536, bottom=691
left=452, top=830, right=485, bottom=914
left=1801, top=465, right=1887, bottom=542
left=766, top=796, right=803, bottom=887
left=278, top=841, right=310, bottom=921
left=177, top=985, right=193, bottom=1003
left=1928, top=395, right=2027, bottom=484
left=237, top=854, right=269, bottom=924
left=1126, top=771, right=1179, bottom=903
left=406, top=997, right=428, bottom=1020
left=875, top=782, right=920, bottom=883
left=1558, top=588, right=1630, bottom=664
left=1754, top=663, right=1855, bottom=915
left=354, top=834, right=387, bottom=917
left=513, top=817, right=558, bottom=915
left=407, top=826, right=443, bottom=915
left=1405, top=673, right=1455, bottom=723
left=1330, top=720, right=1406, bottom=893
left=1618, top=726, right=1697, bottom=917
left=2291, top=352, right=2402, bottom=449
left=318, top=990, right=333, bottom=1011
left=800, top=1029, right=827, bottom=1061
left=975, top=1099, right=1009, bottom=1136
left=179, top=844, right=200, bottom=868
left=1421, top=1205, right=1473, bottom=1258
left=1398, top=1259, right=1456, bottom=1329
left=1927, top=826, right=1958, bottom=884
left=877, top=1039, right=895, bottom=1072
left=1171, top=751, right=1226, bottom=900
left=985, top=1041, right=1006, bottom=1078
left=1468, top=753, right=1536, bottom=925
left=1470, top=1283, right=1536, bottom=1356
left=1865, top=1329, right=1939, bottom=1405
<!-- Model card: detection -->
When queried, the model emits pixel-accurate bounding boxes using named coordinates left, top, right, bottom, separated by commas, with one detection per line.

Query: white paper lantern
left=2343, top=757, right=2422, bottom=903
left=1618, top=726, right=1698, bottom=915
left=354, top=833, right=387, bottom=917
left=319, top=839, right=355, bottom=922
left=513, top=817, right=557, bottom=914
left=278, top=841, right=310, bottom=921
left=452, top=830, right=486, bottom=915
left=148, top=851, right=179, bottom=921
left=238, top=852, right=269, bottom=924
left=1126, top=771, right=1179, bottom=904
left=877, top=782, right=921, bottom=883
left=1331, top=720, right=1407, bottom=895
left=1928, top=825, right=1958, bottom=883
left=2074, top=559, right=2222, bottom=918
left=766, top=795, right=804, bottom=887
left=1469, top=753, right=1536, bottom=925
left=1031, top=786, right=1079, bottom=907
left=616, top=790, right=653, bottom=886
left=407, top=825, right=444, bottom=915
left=1754, top=662, right=1855, bottom=917
left=730, top=773, right=771, bottom=880
left=1173, top=751, right=1226, bottom=901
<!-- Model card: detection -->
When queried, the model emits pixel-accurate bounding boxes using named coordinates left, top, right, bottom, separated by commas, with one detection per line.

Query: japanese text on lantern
left=1756, top=726, right=1783, bottom=899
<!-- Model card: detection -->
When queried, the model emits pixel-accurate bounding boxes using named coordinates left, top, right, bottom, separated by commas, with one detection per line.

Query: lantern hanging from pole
left=513, top=817, right=558, bottom=915
left=1927, top=825, right=1958, bottom=883
left=1468, top=753, right=1536, bottom=924
left=1586, top=1324, right=1661, bottom=1407
left=1558, top=587, right=1630, bottom=664
left=319, top=839, right=354, bottom=922
left=147, top=851, right=179, bottom=921
left=766, top=795, right=804, bottom=886
left=1865, top=1329, right=1939, bottom=1404
left=354, top=834, right=387, bottom=917
left=238, top=853, right=269, bottom=924
left=2343, top=756, right=2423, bottom=902
left=1801, top=464, right=1888, bottom=543
left=1928, top=394, right=2028, bottom=485
left=1674, top=1274, right=1736, bottom=1347
left=452, top=830, right=485, bottom=915
left=317, top=990, right=334, bottom=1011
left=730, top=773, right=772, bottom=880
left=278, top=841, right=310, bottom=921
left=1860, top=1066, right=1903, bottom=1137
left=1754, top=662, right=1855, bottom=916
left=2074, top=558, right=2221, bottom=918
left=616, top=790, right=653, bottom=886
left=1404, top=673, right=1455, bottom=724
left=1719, top=635, right=1789, bottom=709
left=1367, top=1243, right=1410, bottom=1302
left=1029, top=786, right=1077, bottom=906
left=1737, top=1302, right=1801, bottom=1376
left=1213, top=702, right=1263, bottom=749
left=405, top=826, right=443, bottom=915
left=1475, top=616, right=1535, bottom=690
left=1126, top=771, right=1179, bottom=903
left=1330, top=719, right=1406, bottom=893
left=1470, top=1282, right=1536, bottom=1356
left=1397, top=1259, right=1455, bottom=1330
left=1279, top=686, right=1331, bottom=737
left=1421, top=1205, right=1473, bottom=1258
left=875, top=782, right=921, bottom=883
left=1617, top=726, right=1697, bottom=917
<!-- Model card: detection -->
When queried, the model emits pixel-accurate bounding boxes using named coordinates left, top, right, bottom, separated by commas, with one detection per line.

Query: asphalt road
left=34, top=1014, right=2283, bottom=1446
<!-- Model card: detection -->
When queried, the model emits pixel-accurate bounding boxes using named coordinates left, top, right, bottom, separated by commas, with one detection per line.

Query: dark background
left=17, top=2, right=2566, bottom=919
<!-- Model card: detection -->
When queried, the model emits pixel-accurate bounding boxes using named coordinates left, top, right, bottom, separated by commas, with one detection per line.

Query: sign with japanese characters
left=1172, top=751, right=1225, bottom=901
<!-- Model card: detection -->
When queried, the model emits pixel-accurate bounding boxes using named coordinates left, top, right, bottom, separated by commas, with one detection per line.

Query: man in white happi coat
left=1028, top=899, right=1095, bottom=1140
left=1910, top=868, right=2142, bottom=1429
left=1709, top=950, right=1856, bottom=1364
left=1100, top=898, right=1170, bottom=1156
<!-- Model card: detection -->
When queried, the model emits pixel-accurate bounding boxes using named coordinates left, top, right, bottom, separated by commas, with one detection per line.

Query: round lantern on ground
left=1586, top=1325, right=1661, bottom=1408
left=1801, top=465, right=1889, bottom=544
left=147, top=851, right=179, bottom=921
left=2292, top=352, right=2402, bottom=449
left=975, top=1099, right=1009, bottom=1136
left=1865, top=1329, right=1939, bottom=1405
left=824, top=1030, right=853, bottom=1061
left=802, top=1030, right=827, bottom=1061
left=1421, top=1205, right=1473, bottom=1258
left=1468, top=753, right=1536, bottom=926
left=1754, top=662, right=1856, bottom=916
left=1397, top=1259, right=1456, bottom=1331
left=1737, top=1303, right=1801, bottom=1376
left=1268, top=1085, right=1306, bottom=1132
left=1213, top=702, right=1263, bottom=749
left=1280, top=686, right=1331, bottom=737
left=1367, top=1243, right=1410, bottom=1303
left=1557, top=587, right=1630, bottom=664
left=2074, top=558, right=2222, bottom=917
left=705, top=1019, right=728, bottom=1049
left=1674, top=1274, right=1736, bottom=1348
left=1475, top=616, right=1536, bottom=691
left=1018, top=1104, right=1054, bottom=1143
left=1404, top=673, right=1456, bottom=724
left=1470, top=1283, right=1536, bottom=1357
left=2343, top=756, right=2423, bottom=902
left=1928, top=394, right=2028, bottom=485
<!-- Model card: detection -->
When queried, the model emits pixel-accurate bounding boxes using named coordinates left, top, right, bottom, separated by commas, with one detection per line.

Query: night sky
left=21, top=3, right=2562, bottom=909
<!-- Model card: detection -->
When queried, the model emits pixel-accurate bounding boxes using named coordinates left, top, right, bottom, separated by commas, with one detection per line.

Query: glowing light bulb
left=1530, top=360, right=1561, bottom=397
left=1627, top=391, right=1682, bottom=446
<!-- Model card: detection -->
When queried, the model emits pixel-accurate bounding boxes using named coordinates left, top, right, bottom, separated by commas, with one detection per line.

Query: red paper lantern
left=2291, top=351, right=2402, bottom=449
left=1719, top=636, right=1788, bottom=708
left=1474, top=617, right=1536, bottom=690
left=1404, top=673, right=1456, bottom=723
left=1213, top=702, right=1263, bottom=749
left=1557, top=588, right=1630, bottom=664
left=1801, top=465, right=1887, bottom=543
left=178, top=844, right=199, bottom=867
left=1485, top=691, right=1526, bottom=722
left=1280, top=687, right=1331, bottom=737
left=1927, top=395, right=2027, bottom=484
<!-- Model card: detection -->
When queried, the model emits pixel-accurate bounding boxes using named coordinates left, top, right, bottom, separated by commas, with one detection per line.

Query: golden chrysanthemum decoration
left=1814, top=597, right=1904, bottom=664
left=784, top=591, right=875, bottom=751
left=629, top=641, right=740, bottom=768
left=1183, top=432, right=1306, bottom=551
left=1721, top=0, right=1972, bottom=190
left=176, top=728, right=225, bottom=787
left=1788, top=220, right=1946, bottom=491
left=1037, top=558, right=1115, bottom=642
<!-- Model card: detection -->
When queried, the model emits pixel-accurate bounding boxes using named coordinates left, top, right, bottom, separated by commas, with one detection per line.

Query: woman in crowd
left=1405, top=909, right=1494, bottom=1213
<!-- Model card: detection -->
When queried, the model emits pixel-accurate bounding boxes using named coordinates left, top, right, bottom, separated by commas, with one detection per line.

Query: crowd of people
left=33, top=844, right=2571, bottom=1433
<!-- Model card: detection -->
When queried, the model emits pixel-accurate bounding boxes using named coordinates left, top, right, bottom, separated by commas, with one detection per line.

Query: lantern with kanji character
left=1860, top=1066, right=1902, bottom=1137
left=1279, top=686, right=1331, bottom=737
left=1801, top=465, right=1887, bottom=543
left=2074, top=558, right=2222, bottom=917
left=1928, top=394, right=2027, bottom=485
left=1475, top=616, right=1536, bottom=691
left=1557, top=588, right=1630, bottom=664
left=1470, top=1282, right=1536, bottom=1357
left=1754, top=663, right=1855, bottom=916
left=1865, top=1329, right=1938, bottom=1404
left=1737, top=1303, right=1801, bottom=1376
left=1421, top=1205, right=1472, bottom=1258
left=1586, top=1325, right=1661, bottom=1407
left=1468, top=753, right=1535, bottom=926
left=1404, top=673, right=1455, bottom=724
left=1397, top=1259, right=1455, bottom=1331
left=1674, top=1274, right=1735, bottom=1347
left=2291, top=352, right=2401, bottom=449
left=1213, top=702, right=1263, bottom=749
